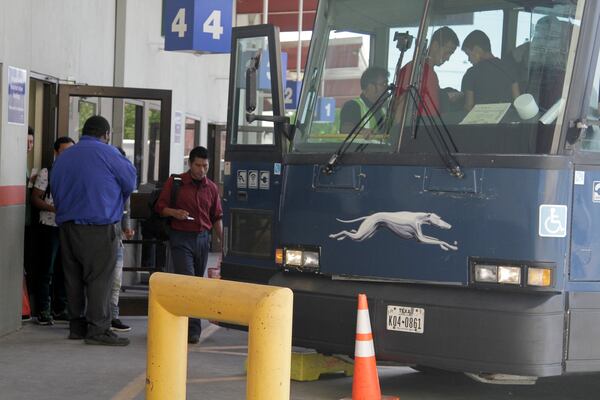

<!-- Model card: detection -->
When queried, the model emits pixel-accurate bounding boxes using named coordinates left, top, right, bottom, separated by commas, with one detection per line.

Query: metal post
left=297, top=0, right=304, bottom=80
left=263, top=0, right=269, bottom=23
left=146, top=273, right=293, bottom=400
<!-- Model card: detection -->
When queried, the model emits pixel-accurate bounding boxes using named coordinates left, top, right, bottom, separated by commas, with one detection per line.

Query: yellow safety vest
left=351, top=97, right=385, bottom=131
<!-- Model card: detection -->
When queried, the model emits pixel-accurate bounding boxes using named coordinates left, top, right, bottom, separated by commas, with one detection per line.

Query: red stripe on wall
left=0, top=185, right=26, bottom=206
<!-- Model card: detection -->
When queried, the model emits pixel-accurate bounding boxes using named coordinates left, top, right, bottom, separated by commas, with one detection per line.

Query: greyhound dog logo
left=329, top=211, right=458, bottom=251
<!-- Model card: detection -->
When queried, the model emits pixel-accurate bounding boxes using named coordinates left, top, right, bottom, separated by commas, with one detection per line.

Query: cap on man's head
left=82, top=115, right=111, bottom=138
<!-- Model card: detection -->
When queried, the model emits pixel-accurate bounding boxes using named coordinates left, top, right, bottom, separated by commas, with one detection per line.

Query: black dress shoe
left=188, top=335, right=200, bottom=344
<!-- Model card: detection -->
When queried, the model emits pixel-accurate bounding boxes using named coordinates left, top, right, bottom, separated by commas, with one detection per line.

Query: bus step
left=464, top=372, right=537, bottom=385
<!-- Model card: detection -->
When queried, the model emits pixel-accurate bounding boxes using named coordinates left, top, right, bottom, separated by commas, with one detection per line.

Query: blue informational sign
left=259, top=51, right=287, bottom=91
left=164, top=0, right=232, bottom=53
left=284, top=80, right=301, bottom=110
left=8, top=66, right=26, bottom=125
left=316, top=97, right=336, bottom=122
left=173, top=111, right=183, bottom=144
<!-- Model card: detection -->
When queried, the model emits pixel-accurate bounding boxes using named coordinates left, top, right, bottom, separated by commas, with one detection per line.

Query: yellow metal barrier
left=146, top=272, right=293, bottom=400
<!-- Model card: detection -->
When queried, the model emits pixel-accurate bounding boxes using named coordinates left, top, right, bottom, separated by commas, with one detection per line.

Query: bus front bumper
left=270, top=272, right=565, bottom=377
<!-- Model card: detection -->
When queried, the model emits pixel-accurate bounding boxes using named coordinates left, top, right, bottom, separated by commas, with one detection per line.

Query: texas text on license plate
left=386, top=305, right=425, bottom=333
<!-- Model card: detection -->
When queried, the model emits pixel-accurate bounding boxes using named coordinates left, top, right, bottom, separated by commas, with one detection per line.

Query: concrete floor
left=2, top=317, right=600, bottom=399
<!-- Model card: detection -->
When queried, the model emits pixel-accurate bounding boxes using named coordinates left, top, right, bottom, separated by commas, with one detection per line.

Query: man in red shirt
left=155, top=146, right=223, bottom=344
left=395, top=26, right=460, bottom=115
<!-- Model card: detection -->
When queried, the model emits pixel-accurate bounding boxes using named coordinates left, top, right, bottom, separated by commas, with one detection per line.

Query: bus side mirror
left=245, top=55, right=259, bottom=116
left=244, top=53, right=293, bottom=140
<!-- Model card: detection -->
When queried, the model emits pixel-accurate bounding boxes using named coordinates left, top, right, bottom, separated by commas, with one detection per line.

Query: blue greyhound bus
left=222, top=0, right=600, bottom=381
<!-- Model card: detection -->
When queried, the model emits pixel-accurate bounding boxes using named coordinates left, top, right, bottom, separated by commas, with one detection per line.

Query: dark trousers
left=35, top=224, right=67, bottom=314
left=169, top=230, right=210, bottom=338
left=23, top=225, right=37, bottom=304
left=59, top=222, right=118, bottom=337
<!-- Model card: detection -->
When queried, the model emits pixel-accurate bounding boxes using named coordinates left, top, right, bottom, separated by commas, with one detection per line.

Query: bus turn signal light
left=275, top=248, right=284, bottom=265
left=527, top=267, right=552, bottom=287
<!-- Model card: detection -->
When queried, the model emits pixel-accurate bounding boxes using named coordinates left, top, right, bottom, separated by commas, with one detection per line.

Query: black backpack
left=141, top=174, right=182, bottom=241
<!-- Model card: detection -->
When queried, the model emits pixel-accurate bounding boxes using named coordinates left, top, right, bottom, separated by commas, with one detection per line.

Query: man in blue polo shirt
left=51, top=115, right=136, bottom=346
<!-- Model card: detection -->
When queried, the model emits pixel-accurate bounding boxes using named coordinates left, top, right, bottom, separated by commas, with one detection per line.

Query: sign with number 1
left=316, top=97, right=336, bottom=122
left=164, top=0, right=232, bottom=53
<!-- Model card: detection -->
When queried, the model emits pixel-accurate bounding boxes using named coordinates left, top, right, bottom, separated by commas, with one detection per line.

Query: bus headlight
left=283, top=247, right=320, bottom=271
left=472, top=260, right=554, bottom=289
left=498, top=266, right=521, bottom=285
left=285, top=250, right=303, bottom=267
left=474, top=264, right=497, bottom=283
left=302, top=251, right=320, bottom=268
left=473, top=263, right=521, bottom=285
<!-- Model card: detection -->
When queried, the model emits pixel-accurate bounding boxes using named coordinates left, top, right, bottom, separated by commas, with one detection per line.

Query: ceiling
left=236, top=0, right=318, bottom=31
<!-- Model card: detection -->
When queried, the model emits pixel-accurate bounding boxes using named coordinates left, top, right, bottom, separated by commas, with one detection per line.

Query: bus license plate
left=386, top=305, right=424, bottom=333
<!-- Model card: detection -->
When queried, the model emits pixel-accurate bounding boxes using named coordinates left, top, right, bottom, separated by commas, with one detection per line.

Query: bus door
left=207, top=123, right=226, bottom=252
left=564, top=0, right=600, bottom=372
left=221, top=25, right=288, bottom=284
left=56, top=84, right=172, bottom=276
left=567, top=1, right=600, bottom=284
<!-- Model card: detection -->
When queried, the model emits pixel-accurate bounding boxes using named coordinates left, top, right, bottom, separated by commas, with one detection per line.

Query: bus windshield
left=292, top=0, right=583, bottom=155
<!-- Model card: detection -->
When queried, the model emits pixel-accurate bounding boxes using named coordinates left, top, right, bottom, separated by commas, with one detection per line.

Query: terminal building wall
left=0, top=0, right=229, bottom=336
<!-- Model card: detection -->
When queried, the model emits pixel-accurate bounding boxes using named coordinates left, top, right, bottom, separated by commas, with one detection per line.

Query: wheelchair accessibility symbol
left=593, top=181, right=600, bottom=203
left=539, top=205, right=567, bottom=238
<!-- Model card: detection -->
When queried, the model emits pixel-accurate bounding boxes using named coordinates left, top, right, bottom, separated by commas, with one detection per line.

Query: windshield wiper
left=323, top=85, right=394, bottom=174
left=404, top=84, right=464, bottom=178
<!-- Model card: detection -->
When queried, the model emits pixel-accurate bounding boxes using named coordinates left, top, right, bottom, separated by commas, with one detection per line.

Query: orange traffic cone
left=342, top=294, right=399, bottom=400
left=22, top=276, right=31, bottom=319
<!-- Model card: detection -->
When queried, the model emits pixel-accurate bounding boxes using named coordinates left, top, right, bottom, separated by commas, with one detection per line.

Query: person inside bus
left=394, top=26, right=462, bottom=116
left=339, top=66, right=389, bottom=134
left=510, top=16, right=559, bottom=94
left=520, top=17, right=571, bottom=110
left=461, top=30, right=520, bottom=112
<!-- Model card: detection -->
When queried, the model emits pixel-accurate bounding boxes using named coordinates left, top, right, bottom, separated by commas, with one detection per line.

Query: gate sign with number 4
left=164, top=0, right=232, bottom=53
